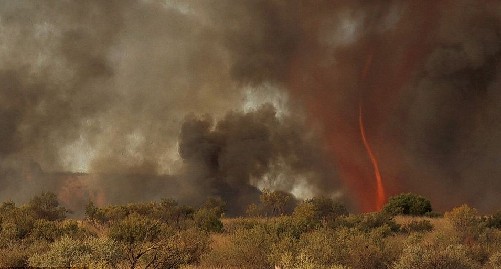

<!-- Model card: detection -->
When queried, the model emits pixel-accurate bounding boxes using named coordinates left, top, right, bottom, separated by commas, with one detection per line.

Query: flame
left=359, top=52, right=386, bottom=210
left=358, top=105, right=386, bottom=210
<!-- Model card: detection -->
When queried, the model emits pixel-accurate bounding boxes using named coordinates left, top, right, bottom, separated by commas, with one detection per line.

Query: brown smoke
left=1, top=0, right=501, bottom=213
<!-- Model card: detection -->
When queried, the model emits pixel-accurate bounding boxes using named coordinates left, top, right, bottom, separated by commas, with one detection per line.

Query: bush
left=383, top=193, right=432, bottom=216
left=147, top=228, right=210, bottom=268
left=297, top=227, right=395, bottom=269
left=486, top=211, right=501, bottom=229
left=401, top=220, right=433, bottom=234
left=393, top=243, right=480, bottom=269
left=490, top=251, right=501, bottom=269
left=30, top=219, right=61, bottom=241
left=194, top=208, right=223, bottom=233
left=28, top=236, right=122, bottom=268
left=201, top=224, right=276, bottom=268
left=27, top=192, right=69, bottom=221
left=335, top=212, right=400, bottom=234
left=293, top=198, right=348, bottom=231
left=445, top=204, right=484, bottom=242
left=0, top=246, right=29, bottom=267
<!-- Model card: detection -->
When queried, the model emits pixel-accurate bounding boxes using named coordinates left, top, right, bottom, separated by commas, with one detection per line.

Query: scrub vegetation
left=0, top=192, right=500, bottom=269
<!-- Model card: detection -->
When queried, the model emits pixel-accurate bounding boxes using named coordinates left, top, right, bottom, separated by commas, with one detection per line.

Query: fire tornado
left=358, top=105, right=386, bottom=210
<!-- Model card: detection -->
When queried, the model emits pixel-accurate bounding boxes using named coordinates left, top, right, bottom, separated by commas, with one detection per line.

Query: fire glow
left=359, top=53, right=387, bottom=210
left=358, top=105, right=386, bottom=210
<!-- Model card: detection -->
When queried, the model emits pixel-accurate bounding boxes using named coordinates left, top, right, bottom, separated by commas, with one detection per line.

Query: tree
left=27, top=192, right=69, bottom=221
left=293, top=197, right=348, bottom=227
left=202, top=196, right=226, bottom=217
left=85, top=201, right=106, bottom=224
left=109, top=214, right=172, bottom=269
left=260, top=190, right=296, bottom=217
left=193, top=208, right=223, bottom=233
left=383, top=193, right=432, bottom=216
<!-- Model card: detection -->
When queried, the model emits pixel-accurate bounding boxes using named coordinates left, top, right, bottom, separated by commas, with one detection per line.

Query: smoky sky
left=1, top=0, right=501, bottom=213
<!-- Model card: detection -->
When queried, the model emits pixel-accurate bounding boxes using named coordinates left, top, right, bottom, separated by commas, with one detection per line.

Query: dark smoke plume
left=1, top=0, right=501, bottom=214
left=178, top=105, right=338, bottom=215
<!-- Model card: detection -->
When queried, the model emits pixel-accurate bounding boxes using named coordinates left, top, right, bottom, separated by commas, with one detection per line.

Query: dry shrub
left=400, top=220, right=433, bottom=233
left=201, top=224, right=276, bottom=269
left=393, top=243, right=480, bottom=269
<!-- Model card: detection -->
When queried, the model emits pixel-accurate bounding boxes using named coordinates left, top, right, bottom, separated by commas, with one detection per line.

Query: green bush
left=383, top=193, right=432, bottom=216
left=27, top=192, right=69, bottom=221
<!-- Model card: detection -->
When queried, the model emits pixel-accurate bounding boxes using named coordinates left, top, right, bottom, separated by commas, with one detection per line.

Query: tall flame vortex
left=358, top=105, right=386, bottom=210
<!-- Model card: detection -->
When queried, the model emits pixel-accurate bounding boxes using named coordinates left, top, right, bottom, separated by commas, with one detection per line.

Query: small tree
left=109, top=214, right=171, bottom=269
left=293, top=197, right=348, bottom=230
left=202, top=197, right=226, bottom=217
left=85, top=201, right=106, bottom=224
left=193, top=208, right=223, bottom=233
left=383, top=193, right=432, bottom=216
left=27, top=192, right=69, bottom=221
left=260, top=190, right=296, bottom=217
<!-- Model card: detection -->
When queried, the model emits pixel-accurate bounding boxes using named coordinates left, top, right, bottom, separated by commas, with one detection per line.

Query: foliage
left=393, top=243, right=480, bottom=269
left=486, top=211, right=501, bottom=229
left=335, top=212, right=400, bottom=234
left=109, top=214, right=171, bottom=268
left=27, top=192, right=69, bottom=221
left=28, top=235, right=122, bottom=268
left=201, top=224, right=276, bottom=269
left=383, top=193, right=432, bottom=216
left=2, top=193, right=501, bottom=269
left=202, top=196, right=226, bottom=217
left=445, top=204, right=485, bottom=242
left=400, top=220, right=433, bottom=234
left=297, top=227, right=395, bottom=269
left=490, top=251, right=501, bottom=269
left=260, top=190, right=297, bottom=217
left=85, top=200, right=106, bottom=223
left=145, top=228, right=210, bottom=269
left=293, top=197, right=348, bottom=231
left=194, top=208, right=223, bottom=233
left=0, top=202, right=35, bottom=241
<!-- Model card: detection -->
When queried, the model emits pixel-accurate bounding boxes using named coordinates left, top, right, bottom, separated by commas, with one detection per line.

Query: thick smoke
left=197, top=0, right=501, bottom=212
left=178, top=105, right=338, bottom=215
left=1, top=0, right=501, bottom=213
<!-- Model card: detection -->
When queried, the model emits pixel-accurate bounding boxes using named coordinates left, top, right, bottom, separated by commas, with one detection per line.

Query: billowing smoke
left=1, top=0, right=501, bottom=214
left=196, top=0, right=501, bottom=212
left=178, top=105, right=338, bottom=215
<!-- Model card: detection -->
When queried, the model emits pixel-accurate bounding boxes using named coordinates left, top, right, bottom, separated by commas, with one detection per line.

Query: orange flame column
left=358, top=105, right=386, bottom=210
